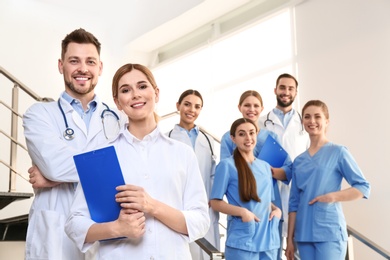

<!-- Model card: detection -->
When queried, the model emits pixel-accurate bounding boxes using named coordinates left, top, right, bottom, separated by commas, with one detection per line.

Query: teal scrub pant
left=225, top=246, right=278, bottom=260
left=297, top=240, right=347, bottom=260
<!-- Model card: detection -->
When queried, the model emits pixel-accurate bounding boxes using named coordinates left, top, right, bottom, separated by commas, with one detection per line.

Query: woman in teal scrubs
left=211, top=118, right=282, bottom=260
left=286, top=100, right=371, bottom=260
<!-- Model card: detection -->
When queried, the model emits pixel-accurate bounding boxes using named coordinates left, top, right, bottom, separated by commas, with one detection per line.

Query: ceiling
left=11, top=0, right=253, bottom=52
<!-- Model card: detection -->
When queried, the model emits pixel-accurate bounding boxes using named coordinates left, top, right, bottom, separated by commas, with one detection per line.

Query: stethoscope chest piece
left=58, top=99, right=120, bottom=141
left=64, top=127, right=75, bottom=140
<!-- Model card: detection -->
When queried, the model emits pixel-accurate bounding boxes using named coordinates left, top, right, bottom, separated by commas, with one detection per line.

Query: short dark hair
left=276, top=73, right=298, bottom=89
left=61, top=28, right=101, bottom=59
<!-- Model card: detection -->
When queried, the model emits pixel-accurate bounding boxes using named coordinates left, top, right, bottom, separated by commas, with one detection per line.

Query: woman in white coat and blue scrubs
left=65, top=64, right=210, bottom=259
left=167, top=89, right=219, bottom=260
left=285, top=100, right=371, bottom=260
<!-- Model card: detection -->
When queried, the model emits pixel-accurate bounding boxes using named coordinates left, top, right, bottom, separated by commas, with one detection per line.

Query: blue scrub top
left=289, top=142, right=371, bottom=242
left=220, top=128, right=292, bottom=213
left=211, top=157, right=280, bottom=252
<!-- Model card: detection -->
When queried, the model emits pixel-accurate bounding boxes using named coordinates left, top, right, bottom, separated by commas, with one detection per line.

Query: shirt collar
left=121, top=124, right=161, bottom=144
left=61, top=91, right=97, bottom=112
left=273, top=107, right=294, bottom=117
left=176, top=124, right=199, bottom=135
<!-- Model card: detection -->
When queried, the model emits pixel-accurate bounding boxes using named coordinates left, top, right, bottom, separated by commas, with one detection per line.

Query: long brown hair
left=230, top=118, right=261, bottom=203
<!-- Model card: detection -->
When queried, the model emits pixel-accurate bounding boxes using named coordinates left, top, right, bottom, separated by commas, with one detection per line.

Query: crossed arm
left=28, top=165, right=60, bottom=188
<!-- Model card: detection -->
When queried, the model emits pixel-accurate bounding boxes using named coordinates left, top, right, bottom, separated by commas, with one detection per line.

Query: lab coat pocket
left=27, top=209, right=65, bottom=258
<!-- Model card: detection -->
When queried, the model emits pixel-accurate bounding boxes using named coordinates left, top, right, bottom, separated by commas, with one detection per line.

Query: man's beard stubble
left=276, top=95, right=294, bottom=108
left=65, top=80, right=96, bottom=96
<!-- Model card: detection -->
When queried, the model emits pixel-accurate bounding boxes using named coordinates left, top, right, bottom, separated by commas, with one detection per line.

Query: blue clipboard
left=73, top=146, right=125, bottom=223
left=258, top=135, right=288, bottom=168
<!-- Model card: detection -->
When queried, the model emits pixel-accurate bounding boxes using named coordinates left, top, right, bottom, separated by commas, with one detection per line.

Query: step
left=0, top=214, right=28, bottom=241
left=0, top=192, right=33, bottom=210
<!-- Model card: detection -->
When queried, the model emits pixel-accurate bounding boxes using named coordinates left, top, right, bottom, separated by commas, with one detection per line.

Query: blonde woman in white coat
left=168, top=89, right=219, bottom=260
left=65, top=65, right=209, bottom=259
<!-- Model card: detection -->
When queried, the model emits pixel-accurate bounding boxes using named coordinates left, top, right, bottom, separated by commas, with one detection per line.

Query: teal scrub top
left=211, top=157, right=280, bottom=252
left=289, top=142, right=371, bottom=242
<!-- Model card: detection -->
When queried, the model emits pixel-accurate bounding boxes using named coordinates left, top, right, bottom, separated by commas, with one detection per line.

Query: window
left=153, top=8, right=295, bottom=253
left=154, top=8, right=295, bottom=140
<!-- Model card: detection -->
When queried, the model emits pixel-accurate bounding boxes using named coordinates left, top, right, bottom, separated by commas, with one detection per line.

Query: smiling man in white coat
left=259, top=73, right=309, bottom=260
left=23, top=28, right=125, bottom=260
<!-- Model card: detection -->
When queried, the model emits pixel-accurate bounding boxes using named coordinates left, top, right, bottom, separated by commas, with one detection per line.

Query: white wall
left=295, top=0, right=390, bottom=258
left=0, top=242, right=25, bottom=260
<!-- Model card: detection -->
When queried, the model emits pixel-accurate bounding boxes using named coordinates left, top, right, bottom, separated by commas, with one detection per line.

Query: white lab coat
left=65, top=126, right=210, bottom=259
left=168, top=125, right=220, bottom=260
left=23, top=95, right=126, bottom=260
left=259, top=109, right=310, bottom=237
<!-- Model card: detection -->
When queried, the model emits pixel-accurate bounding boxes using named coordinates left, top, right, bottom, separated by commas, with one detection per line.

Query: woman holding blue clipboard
left=219, top=90, right=291, bottom=179
left=65, top=64, right=209, bottom=259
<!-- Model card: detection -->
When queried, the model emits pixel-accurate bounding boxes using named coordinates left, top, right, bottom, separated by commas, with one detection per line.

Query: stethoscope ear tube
left=58, top=99, right=75, bottom=141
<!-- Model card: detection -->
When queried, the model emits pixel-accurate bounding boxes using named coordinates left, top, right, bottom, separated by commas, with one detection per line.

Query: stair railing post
left=9, top=84, right=19, bottom=192
left=345, top=233, right=354, bottom=260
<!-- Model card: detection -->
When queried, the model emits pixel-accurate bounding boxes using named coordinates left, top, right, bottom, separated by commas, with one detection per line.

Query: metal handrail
left=0, top=129, right=28, bottom=151
left=347, top=225, right=390, bottom=259
left=0, top=65, right=48, bottom=192
left=195, top=238, right=224, bottom=260
left=0, top=160, right=29, bottom=182
left=159, top=111, right=221, bottom=144
left=0, top=100, right=24, bottom=118
left=159, top=111, right=179, bottom=120
left=0, top=66, right=44, bottom=101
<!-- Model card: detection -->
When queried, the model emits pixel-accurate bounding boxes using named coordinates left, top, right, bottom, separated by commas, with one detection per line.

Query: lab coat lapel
left=285, top=111, right=302, bottom=132
left=59, top=98, right=88, bottom=138
left=270, top=111, right=283, bottom=127
left=87, top=102, right=104, bottom=141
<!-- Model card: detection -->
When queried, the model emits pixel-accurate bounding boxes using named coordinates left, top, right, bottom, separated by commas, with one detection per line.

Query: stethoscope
left=263, top=111, right=305, bottom=135
left=58, top=99, right=120, bottom=140
left=168, top=128, right=217, bottom=161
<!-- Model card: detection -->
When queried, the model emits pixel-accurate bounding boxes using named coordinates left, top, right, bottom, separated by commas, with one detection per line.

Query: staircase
left=0, top=192, right=32, bottom=241
left=0, top=66, right=43, bottom=242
